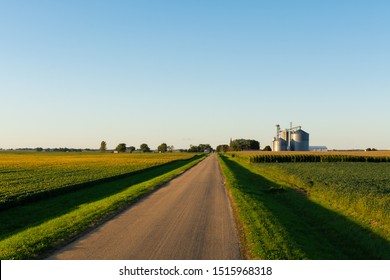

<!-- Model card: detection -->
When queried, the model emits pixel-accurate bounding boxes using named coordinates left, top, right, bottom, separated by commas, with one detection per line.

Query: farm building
left=309, top=146, right=328, bottom=152
left=272, top=123, right=310, bottom=151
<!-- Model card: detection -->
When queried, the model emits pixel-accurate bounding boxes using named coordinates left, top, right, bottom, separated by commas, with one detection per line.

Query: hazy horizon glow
left=1, top=1, right=389, bottom=150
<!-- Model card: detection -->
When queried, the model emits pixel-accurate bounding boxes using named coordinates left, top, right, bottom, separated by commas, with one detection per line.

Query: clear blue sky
left=1, top=0, right=389, bottom=150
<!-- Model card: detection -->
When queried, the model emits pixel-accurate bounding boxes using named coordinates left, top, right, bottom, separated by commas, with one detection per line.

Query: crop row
left=0, top=152, right=196, bottom=209
left=249, top=154, right=390, bottom=163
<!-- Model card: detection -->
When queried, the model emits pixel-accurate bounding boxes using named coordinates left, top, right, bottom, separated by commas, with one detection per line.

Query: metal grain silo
left=281, top=130, right=289, bottom=141
left=291, top=129, right=309, bottom=151
left=272, top=137, right=287, bottom=151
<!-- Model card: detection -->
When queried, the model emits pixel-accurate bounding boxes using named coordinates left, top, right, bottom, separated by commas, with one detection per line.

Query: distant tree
left=127, top=146, right=135, bottom=153
left=167, top=145, right=174, bottom=152
left=230, top=139, right=260, bottom=151
left=100, top=141, right=107, bottom=152
left=115, top=143, right=126, bottom=153
left=230, top=140, right=241, bottom=151
left=140, top=143, right=151, bottom=153
left=189, top=144, right=212, bottom=153
left=188, top=145, right=198, bottom=153
left=198, top=144, right=212, bottom=152
left=263, top=145, right=272, bottom=151
left=216, top=144, right=229, bottom=153
left=249, top=140, right=260, bottom=150
left=158, top=143, right=168, bottom=153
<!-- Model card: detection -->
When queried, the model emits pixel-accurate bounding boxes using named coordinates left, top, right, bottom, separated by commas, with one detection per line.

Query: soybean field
left=0, top=152, right=205, bottom=259
left=0, top=152, right=195, bottom=209
left=218, top=152, right=390, bottom=259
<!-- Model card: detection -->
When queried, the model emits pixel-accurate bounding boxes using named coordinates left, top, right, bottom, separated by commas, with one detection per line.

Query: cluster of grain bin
left=272, top=124, right=309, bottom=151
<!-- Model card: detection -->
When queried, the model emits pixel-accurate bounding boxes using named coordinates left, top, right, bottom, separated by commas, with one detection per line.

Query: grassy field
left=0, top=152, right=205, bottom=259
left=0, top=152, right=195, bottom=209
left=218, top=152, right=390, bottom=259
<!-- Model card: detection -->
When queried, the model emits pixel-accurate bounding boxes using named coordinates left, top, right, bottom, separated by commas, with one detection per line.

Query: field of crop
left=0, top=152, right=205, bottom=259
left=0, top=152, right=195, bottom=209
left=250, top=154, right=390, bottom=163
left=231, top=151, right=390, bottom=157
left=252, top=162, right=389, bottom=232
left=218, top=152, right=390, bottom=259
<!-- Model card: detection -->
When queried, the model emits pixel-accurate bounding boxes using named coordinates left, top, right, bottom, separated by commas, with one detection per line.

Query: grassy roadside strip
left=218, top=154, right=305, bottom=259
left=0, top=155, right=206, bottom=259
left=217, top=154, right=390, bottom=259
left=218, top=155, right=254, bottom=260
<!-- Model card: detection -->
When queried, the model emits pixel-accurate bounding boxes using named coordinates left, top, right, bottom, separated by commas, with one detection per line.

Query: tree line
left=99, top=141, right=211, bottom=153
left=216, top=139, right=262, bottom=152
left=100, top=141, right=156, bottom=153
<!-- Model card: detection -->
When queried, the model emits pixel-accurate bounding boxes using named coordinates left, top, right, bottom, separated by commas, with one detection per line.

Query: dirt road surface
left=48, top=153, right=240, bottom=259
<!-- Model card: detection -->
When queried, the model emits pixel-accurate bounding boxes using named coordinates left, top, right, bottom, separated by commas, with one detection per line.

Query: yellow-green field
left=0, top=152, right=195, bottom=208
left=0, top=152, right=205, bottom=259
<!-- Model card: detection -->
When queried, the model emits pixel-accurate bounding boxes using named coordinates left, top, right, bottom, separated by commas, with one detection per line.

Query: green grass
left=0, top=154, right=205, bottom=259
left=218, top=154, right=390, bottom=260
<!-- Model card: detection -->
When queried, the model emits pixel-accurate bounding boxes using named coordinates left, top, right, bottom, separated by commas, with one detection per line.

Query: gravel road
left=48, top=153, right=240, bottom=260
